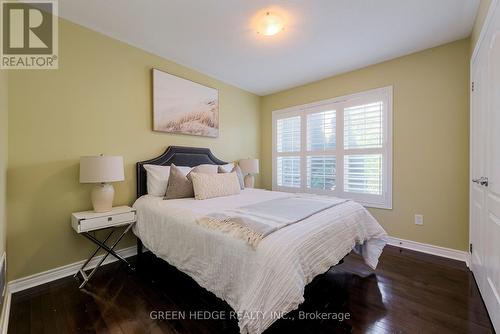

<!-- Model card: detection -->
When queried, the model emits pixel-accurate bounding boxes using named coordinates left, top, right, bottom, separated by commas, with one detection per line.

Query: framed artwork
left=153, top=69, right=219, bottom=137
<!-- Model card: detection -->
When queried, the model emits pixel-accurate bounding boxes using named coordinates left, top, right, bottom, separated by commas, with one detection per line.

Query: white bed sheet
left=133, top=188, right=387, bottom=334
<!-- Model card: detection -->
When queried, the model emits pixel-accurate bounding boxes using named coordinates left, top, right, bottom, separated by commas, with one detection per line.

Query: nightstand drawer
left=74, top=211, right=136, bottom=232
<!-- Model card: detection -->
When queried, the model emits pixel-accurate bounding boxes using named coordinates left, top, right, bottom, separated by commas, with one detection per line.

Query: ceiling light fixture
left=256, top=12, right=284, bottom=36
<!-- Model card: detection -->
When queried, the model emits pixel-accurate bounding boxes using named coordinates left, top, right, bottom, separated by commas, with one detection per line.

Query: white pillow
left=144, top=164, right=191, bottom=196
left=219, top=162, right=235, bottom=173
left=191, top=172, right=241, bottom=200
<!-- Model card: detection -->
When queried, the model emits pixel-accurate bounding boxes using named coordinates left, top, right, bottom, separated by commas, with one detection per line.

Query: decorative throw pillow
left=164, top=164, right=195, bottom=199
left=191, top=172, right=241, bottom=200
left=218, top=164, right=245, bottom=190
left=144, top=164, right=191, bottom=197
left=186, top=164, right=218, bottom=183
left=218, top=162, right=235, bottom=173
left=190, top=164, right=219, bottom=175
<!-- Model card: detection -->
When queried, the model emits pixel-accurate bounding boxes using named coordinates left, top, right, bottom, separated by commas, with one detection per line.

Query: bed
left=133, top=146, right=387, bottom=334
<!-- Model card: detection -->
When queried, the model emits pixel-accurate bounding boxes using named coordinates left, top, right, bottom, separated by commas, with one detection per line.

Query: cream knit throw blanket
left=197, top=195, right=348, bottom=248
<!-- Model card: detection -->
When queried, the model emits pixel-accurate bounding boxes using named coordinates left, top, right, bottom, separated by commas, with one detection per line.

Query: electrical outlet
left=415, top=214, right=424, bottom=226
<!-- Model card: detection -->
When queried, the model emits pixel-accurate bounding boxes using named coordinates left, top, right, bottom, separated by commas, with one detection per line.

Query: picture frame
left=153, top=69, right=219, bottom=138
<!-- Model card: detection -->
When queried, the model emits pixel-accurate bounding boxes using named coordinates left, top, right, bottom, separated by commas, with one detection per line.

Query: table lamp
left=80, top=155, right=124, bottom=212
left=239, top=158, right=259, bottom=188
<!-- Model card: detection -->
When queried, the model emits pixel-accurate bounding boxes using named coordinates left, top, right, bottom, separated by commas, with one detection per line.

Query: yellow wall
left=471, top=0, right=493, bottom=53
left=0, top=68, right=7, bottom=329
left=0, top=71, right=7, bottom=267
left=6, top=13, right=476, bottom=281
left=7, top=19, right=261, bottom=281
left=261, top=39, right=470, bottom=251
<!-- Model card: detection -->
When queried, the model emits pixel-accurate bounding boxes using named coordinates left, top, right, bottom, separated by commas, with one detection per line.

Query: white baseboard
left=6, top=238, right=469, bottom=295
left=386, top=236, right=469, bottom=266
left=2, top=246, right=137, bottom=333
left=8, top=245, right=137, bottom=294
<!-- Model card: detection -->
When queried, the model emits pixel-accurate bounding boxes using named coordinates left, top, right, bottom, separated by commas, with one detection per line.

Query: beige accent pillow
left=165, top=164, right=195, bottom=199
left=218, top=164, right=245, bottom=189
left=191, top=172, right=241, bottom=200
left=188, top=164, right=218, bottom=180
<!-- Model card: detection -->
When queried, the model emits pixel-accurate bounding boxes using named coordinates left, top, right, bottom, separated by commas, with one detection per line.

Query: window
left=272, top=87, right=392, bottom=209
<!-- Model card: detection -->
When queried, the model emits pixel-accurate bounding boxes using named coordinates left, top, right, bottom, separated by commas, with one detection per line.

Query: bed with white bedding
left=133, top=146, right=387, bottom=334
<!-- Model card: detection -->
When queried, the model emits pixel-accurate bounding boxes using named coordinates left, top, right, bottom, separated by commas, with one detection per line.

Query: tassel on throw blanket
left=197, top=195, right=349, bottom=248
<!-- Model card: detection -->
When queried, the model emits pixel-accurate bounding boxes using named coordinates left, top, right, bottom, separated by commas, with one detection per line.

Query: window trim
left=272, top=86, right=393, bottom=209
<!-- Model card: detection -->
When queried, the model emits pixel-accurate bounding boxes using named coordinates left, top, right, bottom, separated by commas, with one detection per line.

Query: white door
left=470, top=44, right=487, bottom=292
left=470, top=1, right=500, bottom=331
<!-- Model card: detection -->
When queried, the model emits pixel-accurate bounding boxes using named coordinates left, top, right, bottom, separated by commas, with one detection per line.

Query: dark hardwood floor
left=8, top=245, right=494, bottom=334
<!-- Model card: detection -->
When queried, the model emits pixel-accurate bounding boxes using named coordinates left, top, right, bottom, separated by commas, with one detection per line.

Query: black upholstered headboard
left=136, top=146, right=227, bottom=198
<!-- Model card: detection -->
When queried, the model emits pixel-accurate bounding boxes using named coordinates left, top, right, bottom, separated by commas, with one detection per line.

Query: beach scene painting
left=153, top=69, right=219, bottom=137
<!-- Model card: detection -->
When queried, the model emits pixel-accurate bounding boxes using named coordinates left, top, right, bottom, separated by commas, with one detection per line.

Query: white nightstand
left=72, top=206, right=136, bottom=288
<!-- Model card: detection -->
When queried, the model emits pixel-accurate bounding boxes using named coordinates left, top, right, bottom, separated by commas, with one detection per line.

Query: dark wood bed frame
left=135, top=146, right=227, bottom=264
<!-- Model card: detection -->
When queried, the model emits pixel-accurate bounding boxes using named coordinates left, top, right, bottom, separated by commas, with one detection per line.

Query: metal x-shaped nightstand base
left=74, top=223, right=135, bottom=289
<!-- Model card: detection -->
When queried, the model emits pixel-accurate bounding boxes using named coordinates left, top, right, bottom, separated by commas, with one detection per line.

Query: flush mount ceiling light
left=256, top=12, right=284, bottom=36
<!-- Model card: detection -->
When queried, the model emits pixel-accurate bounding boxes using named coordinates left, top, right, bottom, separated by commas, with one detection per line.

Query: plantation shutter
left=306, top=110, right=337, bottom=191
left=344, top=102, right=384, bottom=196
left=276, top=116, right=301, bottom=188
left=272, top=87, right=392, bottom=209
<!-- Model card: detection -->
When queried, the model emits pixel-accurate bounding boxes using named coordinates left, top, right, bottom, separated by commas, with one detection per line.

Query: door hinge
left=472, top=81, right=475, bottom=92
left=470, top=243, right=473, bottom=253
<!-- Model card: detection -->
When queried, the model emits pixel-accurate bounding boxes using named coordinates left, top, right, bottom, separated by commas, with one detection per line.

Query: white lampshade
left=80, top=155, right=124, bottom=183
left=239, top=158, right=259, bottom=175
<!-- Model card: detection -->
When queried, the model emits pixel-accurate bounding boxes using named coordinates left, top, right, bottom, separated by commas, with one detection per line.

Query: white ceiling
left=58, top=0, right=479, bottom=95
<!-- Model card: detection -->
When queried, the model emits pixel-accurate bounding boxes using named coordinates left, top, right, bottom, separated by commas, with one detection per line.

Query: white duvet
left=133, top=189, right=387, bottom=334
